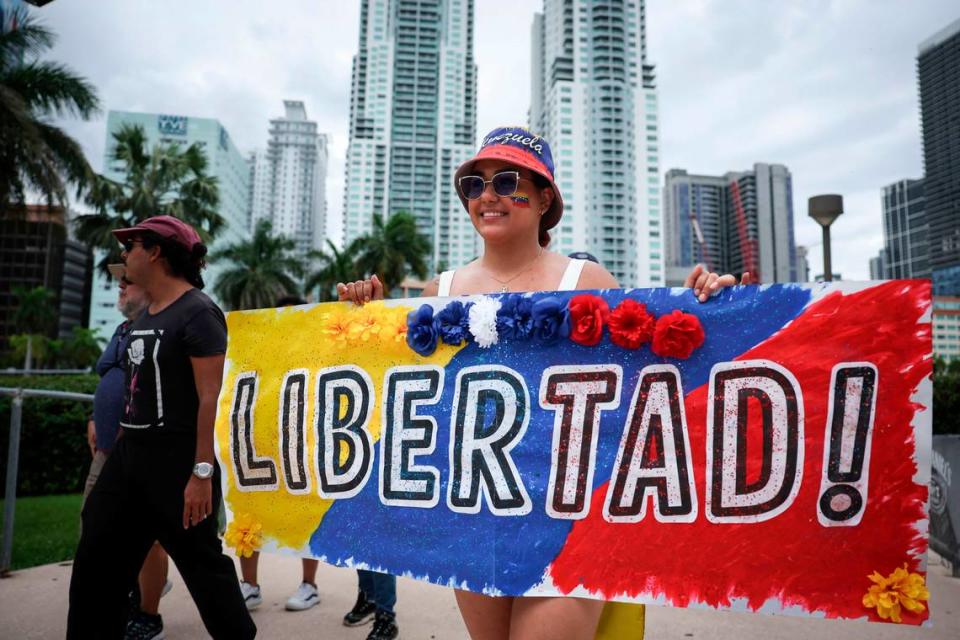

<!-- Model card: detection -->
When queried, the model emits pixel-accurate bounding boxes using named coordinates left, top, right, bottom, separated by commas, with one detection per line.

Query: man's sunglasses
left=459, top=171, right=530, bottom=200
left=120, top=239, right=143, bottom=252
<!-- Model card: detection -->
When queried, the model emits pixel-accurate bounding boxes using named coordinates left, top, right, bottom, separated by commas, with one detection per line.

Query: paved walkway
left=0, top=552, right=957, bottom=638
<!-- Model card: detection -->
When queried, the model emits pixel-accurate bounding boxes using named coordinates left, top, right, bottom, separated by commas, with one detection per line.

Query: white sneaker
left=240, top=581, right=262, bottom=610
left=285, top=582, right=320, bottom=611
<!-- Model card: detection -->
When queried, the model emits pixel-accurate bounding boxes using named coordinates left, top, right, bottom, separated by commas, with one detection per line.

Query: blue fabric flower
left=496, top=294, right=535, bottom=341
left=435, top=301, right=473, bottom=345
left=531, top=296, right=570, bottom=346
left=406, top=304, right=439, bottom=356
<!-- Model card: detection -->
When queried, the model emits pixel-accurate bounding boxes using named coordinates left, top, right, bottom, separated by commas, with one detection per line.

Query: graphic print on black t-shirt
left=124, top=328, right=165, bottom=428
left=120, top=289, right=227, bottom=436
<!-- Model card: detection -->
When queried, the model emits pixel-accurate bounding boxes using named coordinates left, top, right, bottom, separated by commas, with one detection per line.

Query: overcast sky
left=37, top=0, right=958, bottom=280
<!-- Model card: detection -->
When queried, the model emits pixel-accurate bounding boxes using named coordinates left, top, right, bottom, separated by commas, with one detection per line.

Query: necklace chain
left=482, top=247, right=544, bottom=293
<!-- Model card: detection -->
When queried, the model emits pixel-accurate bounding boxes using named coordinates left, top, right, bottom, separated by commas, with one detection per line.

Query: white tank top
left=437, top=258, right=587, bottom=297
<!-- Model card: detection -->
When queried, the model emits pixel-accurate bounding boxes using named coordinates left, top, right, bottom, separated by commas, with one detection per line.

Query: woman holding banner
left=338, top=126, right=746, bottom=639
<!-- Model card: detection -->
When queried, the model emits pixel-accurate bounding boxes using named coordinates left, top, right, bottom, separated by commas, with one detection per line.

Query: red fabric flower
left=651, top=310, right=705, bottom=359
left=608, top=299, right=656, bottom=349
left=568, top=294, right=609, bottom=346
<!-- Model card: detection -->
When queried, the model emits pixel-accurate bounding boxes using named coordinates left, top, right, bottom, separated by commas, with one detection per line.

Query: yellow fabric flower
left=862, top=564, right=930, bottom=623
left=321, top=306, right=356, bottom=344
left=349, top=303, right=384, bottom=343
left=379, top=307, right=410, bottom=343
left=224, top=513, right=263, bottom=559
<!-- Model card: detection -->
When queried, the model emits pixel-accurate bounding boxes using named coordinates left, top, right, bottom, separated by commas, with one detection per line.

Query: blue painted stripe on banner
left=309, top=285, right=812, bottom=594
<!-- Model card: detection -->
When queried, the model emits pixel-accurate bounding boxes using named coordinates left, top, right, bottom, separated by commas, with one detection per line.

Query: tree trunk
left=23, top=334, right=33, bottom=372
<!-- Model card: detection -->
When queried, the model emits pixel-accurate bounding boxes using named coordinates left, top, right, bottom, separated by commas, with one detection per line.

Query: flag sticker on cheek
left=511, top=191, right=531, bottom=208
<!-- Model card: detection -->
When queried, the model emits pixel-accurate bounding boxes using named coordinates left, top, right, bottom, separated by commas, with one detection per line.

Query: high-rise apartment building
left=795, top=245, right=810, bottom=283
left=530, top=0, right=661, bottom=287
left=869, top=251, right=885, bottom=280
left=247, top=149, right=272, bottom=231
left=918, top=18, right=960, bottom=295
left=933, top=296, right=960, bottom=362
left=88, top=110, right=250, bottom=334
left=251, top=101, right=329, bottom=256
left=879, top=178, right=928, bottom=279
left=663, top=164, right=798, bottom=284
left=343, top=0, right=478, bottom=271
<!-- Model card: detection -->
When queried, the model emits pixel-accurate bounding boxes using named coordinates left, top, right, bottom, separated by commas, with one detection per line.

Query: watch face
left=194, top=462, right=214, bottom=478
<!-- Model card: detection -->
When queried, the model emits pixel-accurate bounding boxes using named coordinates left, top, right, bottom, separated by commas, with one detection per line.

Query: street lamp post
left=808, top=195, right=844, bottom=282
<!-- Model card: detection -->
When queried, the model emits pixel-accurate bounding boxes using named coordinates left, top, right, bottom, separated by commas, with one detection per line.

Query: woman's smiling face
left=464, top=159, right=554, bottom=245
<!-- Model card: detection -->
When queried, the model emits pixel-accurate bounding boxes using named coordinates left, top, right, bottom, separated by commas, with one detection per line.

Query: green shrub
left=0, top=374, right=97, bottom=497
left=934, top=357, right=960, bottom=435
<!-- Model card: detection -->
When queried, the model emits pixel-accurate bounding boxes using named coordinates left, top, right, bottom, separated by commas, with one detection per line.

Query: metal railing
left=0, top=387, right=94, bottom=575
left=0, top=368, right=93, bottom=376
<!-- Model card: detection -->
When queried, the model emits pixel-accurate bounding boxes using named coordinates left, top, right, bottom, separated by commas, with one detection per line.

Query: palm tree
left=74, top=123, right=223, bottom=276
left=351, top=212, right=430, bottom=295
left=305, top=239, right=361, bottom=302
left=212, top=219, right=302, bottom=311
left=11, top=285, right=57, bottom=370
left=0, top=6, right=99, bottom=210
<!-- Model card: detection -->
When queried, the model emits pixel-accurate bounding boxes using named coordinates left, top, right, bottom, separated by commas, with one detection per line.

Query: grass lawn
left=0, top=493, right=81, bottom=571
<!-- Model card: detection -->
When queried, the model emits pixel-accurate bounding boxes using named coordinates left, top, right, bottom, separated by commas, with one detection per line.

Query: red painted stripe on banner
left=548, top=281, right=932, bottom=624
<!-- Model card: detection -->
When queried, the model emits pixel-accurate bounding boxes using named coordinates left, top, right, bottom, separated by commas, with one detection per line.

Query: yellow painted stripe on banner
left=215, top=301, right=465, bottom=552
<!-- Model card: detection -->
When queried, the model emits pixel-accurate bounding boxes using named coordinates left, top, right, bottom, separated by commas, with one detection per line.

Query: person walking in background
left=82, top=266, right=175, bottom=639
left=82, top=265, right=148, bottom=504
left=67, top=216, right=256, bottom=640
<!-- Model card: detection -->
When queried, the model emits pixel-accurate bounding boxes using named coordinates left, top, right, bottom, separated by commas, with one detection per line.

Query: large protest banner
left=214, top=280, right=933, bottom=626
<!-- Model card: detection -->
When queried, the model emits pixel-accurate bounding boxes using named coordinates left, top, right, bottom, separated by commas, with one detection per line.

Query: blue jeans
left=357, top=570, right=396, bottom=616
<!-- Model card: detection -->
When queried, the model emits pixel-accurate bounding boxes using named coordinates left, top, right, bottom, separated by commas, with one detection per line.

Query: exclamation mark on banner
left=817, top=363, right=878, bottom=527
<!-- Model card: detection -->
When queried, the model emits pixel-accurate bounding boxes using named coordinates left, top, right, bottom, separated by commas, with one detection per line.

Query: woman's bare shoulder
left=577, top=260, right=620, bottom=290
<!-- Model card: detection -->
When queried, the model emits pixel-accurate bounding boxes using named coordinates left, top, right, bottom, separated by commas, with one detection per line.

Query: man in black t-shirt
left=67, top=216, right=256, bottom=640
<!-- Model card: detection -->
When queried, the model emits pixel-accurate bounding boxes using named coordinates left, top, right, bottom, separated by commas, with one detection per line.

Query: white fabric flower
left=468, top=296, right=500, bottom=349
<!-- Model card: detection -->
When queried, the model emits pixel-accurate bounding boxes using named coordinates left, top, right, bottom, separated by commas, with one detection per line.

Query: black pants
left=67, top=435, right=256, bottom=639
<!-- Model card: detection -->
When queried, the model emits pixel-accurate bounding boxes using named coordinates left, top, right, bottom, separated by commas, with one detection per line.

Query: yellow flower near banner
left=349, top=303, right=383, bottom=343
left=862, top=564, right=929, bottom=623
left=321, top=306, right=356, bottom=344
left=379, top=306, right=410, bottom=344
left=224, top=513, right=263, bottom=558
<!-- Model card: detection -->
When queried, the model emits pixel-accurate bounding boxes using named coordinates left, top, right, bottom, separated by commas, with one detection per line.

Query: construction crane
left=729, top=180, right=760, bottom=281
left=688, top=210, right=713, bottom=272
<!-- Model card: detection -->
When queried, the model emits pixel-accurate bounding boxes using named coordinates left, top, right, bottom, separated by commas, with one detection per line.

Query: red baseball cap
left=454, top=126, right=564, bottom=245
left=112, top=215, right=202, bottom=251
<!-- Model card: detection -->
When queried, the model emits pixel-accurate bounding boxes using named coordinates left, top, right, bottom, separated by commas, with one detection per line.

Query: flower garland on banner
left=404, top=292, right=706, bottom=359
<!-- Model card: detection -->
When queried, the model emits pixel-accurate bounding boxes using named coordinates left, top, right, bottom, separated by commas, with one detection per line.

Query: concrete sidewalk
left=0, top=552, right=957, bottom=639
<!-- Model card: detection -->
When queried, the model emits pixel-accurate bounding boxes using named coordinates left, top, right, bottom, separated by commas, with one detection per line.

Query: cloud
left=37, top=0, right=958, bottom=279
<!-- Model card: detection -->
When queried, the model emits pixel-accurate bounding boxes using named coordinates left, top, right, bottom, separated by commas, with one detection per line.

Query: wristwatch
left=193, top=462, right=214, bottom=479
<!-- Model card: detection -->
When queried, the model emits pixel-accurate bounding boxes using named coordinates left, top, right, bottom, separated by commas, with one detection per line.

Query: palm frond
left=2, top=61, right=99, bottom=119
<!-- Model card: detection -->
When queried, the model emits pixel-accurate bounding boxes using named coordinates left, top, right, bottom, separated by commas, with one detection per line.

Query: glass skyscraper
left=343, top=0, right=478, bottom=272
left=530, top=0, right=661, bottom=287
left=88, top=111, right=250, bottom=333
left=879, top=178, right=928, bottom=279
left=918, top=18, right=960, bottom=295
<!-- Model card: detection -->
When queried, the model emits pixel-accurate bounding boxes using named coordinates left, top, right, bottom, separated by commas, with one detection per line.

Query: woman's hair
left=275, top=294, right=307, bottom=307
left=140, top=230, right=207, bottom=289
left=530, top=172, right=554, bottom=247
